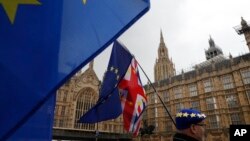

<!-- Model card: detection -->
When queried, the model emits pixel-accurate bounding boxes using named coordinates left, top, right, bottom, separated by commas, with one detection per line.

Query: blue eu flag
left=0, top=0, right=150, bottom=140
left=79, top=41, right=133, bottom=123
left=8, top=94, right=56, bottom=141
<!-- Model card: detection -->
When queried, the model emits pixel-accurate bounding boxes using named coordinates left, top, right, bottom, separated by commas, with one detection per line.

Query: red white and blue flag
left=119, top=58, right=147, bottom=136
left=79, top=41, right=147, bottom=136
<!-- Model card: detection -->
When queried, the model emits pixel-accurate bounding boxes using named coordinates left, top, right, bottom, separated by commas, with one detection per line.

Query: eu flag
left=0, top=0, right=150, bottom=140
left=8, top=94, right=56, bottom=141
left=79, top=41, right=133, bottom=123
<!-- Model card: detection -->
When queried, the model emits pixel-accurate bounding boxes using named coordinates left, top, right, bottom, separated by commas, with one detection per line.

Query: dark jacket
left=173, top=133, right=199, bottom=141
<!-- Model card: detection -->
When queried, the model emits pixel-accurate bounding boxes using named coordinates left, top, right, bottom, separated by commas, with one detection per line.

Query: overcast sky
left=84, top=0, right=250, bottom=85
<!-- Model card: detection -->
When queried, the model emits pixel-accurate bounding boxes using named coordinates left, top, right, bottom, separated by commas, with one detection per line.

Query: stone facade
left=142, top=19, right=250, bottom=141
left=53, top=18, right=250, bottom=141
left=53, top=61, right=125, bottom=134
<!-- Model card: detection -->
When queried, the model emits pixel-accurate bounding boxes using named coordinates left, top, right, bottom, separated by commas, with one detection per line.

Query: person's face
left=190, top=121, right=206, bottom=141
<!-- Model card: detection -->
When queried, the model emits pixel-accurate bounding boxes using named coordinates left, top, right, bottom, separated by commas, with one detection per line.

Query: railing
left=53, top=128, right=132, bottom=141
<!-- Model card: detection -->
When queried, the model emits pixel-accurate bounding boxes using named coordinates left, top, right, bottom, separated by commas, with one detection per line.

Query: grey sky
left=86, top=0, right=250, bottom=84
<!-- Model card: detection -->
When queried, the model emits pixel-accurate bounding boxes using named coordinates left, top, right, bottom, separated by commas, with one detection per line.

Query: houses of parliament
left=53, top=18, right=250, bottom=141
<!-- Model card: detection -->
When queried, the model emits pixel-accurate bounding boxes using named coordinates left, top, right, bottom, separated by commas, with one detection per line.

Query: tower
left=89, top=59, right=94, bottom=70
left=154, top=30, right=175, bottom=82
left=234, top=17, right=250, bottom=51
left=205, top=36, right=223, bottom=60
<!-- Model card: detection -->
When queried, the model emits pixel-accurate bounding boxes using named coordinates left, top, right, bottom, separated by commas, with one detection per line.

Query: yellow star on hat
left=190, top=113, right=196, bottom=118
left=183, top=112, right=189, bottom=117
left=176, top=112, right=183, bottom=117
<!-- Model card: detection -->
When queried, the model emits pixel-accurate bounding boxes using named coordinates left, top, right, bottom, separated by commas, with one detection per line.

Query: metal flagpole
left=136, top=59, right=177, bottom=128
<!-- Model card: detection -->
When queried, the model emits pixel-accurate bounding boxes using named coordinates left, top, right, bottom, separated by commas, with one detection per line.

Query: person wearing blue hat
left=173, top=109, right=206, bottom=141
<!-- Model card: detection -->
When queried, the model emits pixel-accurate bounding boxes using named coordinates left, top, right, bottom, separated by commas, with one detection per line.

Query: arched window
left=74, top=87, right=97, bottom=130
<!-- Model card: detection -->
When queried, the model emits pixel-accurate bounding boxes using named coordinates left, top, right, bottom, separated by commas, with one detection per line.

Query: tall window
left=163, top=91, right=170, bottom=102
left=56, top=91, right=62, bottom=101
left=208, top=115, right=220, bottom=129
left=176, top=103, right=184, bottom=112
left=189, top=84, right=198, bottom=97
left=59, top=119, right=64, bottom=127
left=150, top=94, right=157, bottom=104
left=190, top=101, right=200, bottom=110
left=166, top=121, right=172, bottom=132
left=203, top=79, right=213, bottom=93
left=230, top=113, right=242, bottom=125
left=206, top=97, right=217, bottom=110
left=74, top=88, right=97, bottom=130
left=225, top=95, right=238, bottom=108
left=174, top=87, right=183, bottom=99
left=221, top=75, right=234, bottom=89
left=63, top=93, right=67, bottom=102
left=54, top=105, right=58, bottom=115
left=61, top=106, right=66, bottom=116
left=53, top=119, right=57, bottom=127
left=241, top=69, right=250, bottom=84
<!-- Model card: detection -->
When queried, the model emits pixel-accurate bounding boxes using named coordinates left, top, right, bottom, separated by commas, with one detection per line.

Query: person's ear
left=190, top=124, right=198, bottom=134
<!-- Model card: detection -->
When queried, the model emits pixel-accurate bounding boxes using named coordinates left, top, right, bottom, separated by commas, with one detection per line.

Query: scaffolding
left=234, top=20, right=250, bottom=35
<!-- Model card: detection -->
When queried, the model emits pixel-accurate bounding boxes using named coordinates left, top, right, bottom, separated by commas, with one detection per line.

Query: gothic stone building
left=143, top=18, right=250, bottom=141
left=53, top=61, right=126, bottom=139
left=53, top=18, right=250, bottom=141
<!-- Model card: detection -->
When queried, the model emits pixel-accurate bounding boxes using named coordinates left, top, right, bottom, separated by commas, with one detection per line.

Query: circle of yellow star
left=110, top=66, right=114, bottom=71
left=0, top=0, right=41, bottom=24
left=115, top=69, right=118, bottom=74
left=82, top=0, right=87, bottom=4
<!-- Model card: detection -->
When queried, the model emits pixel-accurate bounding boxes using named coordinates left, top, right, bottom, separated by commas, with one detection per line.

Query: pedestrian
left=173, top=109, right=206, bottom=141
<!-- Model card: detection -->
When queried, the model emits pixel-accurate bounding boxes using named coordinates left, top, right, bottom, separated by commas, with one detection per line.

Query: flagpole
left=136, top=59, right=177, bottom=128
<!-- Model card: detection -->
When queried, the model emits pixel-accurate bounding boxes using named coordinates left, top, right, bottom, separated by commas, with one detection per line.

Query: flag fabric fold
left=79, top=41, right=133, bottom=123
left=119, top=58, right=147, bottom=136
left=0, top=0, right=150, bottom=140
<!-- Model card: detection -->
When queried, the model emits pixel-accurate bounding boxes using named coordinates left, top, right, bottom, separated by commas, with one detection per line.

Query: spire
left=241, top=17, right=248, bottom=27
left=160, top=29, right=164, bottom=44
left=154, top=30, right=175, bottom=81
left=89, top=60, right=94, bottom=70
left=205, top=36, right=223, bottom=60
left=158, top=30, right=168, bottom=58
left=238, top=17, right=250, bottom=52
left=209, top=35, right=215, bottom=47
left=229, top=53, right=232, bottom=59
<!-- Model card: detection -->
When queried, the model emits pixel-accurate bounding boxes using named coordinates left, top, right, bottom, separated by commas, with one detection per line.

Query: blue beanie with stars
left=175, top=109, right=206, bottom=130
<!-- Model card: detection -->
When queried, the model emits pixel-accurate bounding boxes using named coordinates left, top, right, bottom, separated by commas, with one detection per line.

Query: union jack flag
left=119, top=58, right=147, bottom=136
